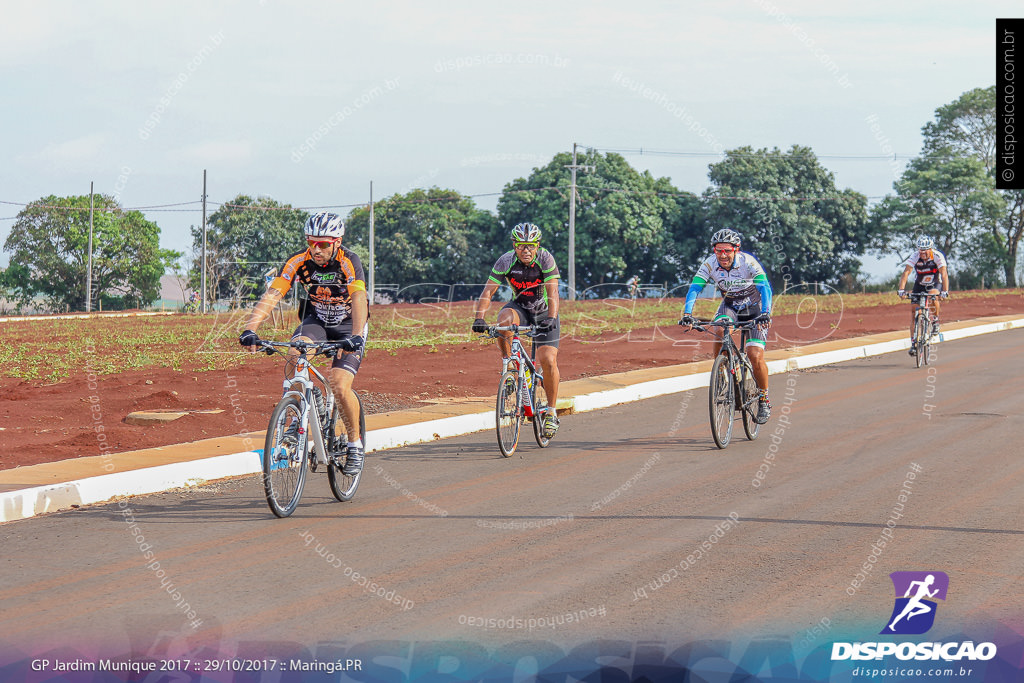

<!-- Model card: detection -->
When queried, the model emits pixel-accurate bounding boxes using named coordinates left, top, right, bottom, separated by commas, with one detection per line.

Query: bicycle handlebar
left=256, top=339, right=346, bottom=357
left=481, top=324, right=537, bottom=339
left=685, top=318, right=761, bottom=333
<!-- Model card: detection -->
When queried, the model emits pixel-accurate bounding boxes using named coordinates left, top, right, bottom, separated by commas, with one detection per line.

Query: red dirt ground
left=2, top=293, right=1022, bottom=470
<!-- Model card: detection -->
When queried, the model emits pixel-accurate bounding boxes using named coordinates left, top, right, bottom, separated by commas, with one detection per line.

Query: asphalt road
left=3, top=330, right=1022, bottom=680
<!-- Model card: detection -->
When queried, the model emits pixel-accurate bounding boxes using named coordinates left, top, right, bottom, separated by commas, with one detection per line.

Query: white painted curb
left=3, top=317, right=1022, bottom=522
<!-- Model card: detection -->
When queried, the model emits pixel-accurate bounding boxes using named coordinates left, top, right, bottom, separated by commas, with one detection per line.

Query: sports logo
left=881, top=571, right=948, bottom=635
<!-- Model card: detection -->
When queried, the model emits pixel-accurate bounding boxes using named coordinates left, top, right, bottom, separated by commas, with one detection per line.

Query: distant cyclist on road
left=628, top=275, right=640, bottom=299
left=238, top=212, right=369, bottom=475
left=472, top=222, right=563, bottom=438
left=897, top=235, right=949, bottom=356
left=679, top=229, right=774, bottom=424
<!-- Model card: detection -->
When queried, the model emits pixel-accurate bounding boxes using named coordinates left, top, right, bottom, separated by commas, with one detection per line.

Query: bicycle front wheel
left=709, top=354, right=734, bottom=449
left=914, top=313, right=927, bottom=369
left=263, top=396, right=309, bottom=518
left=531, top=379, right=551, bottom=448
left=496, top=371, right=521, bottom=457
left=328, top=392, right=366, bottom=502
left=740, top=360, right=761, bottom=441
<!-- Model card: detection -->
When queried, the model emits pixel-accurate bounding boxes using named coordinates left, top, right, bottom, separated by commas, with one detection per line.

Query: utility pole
left=201, top=169, right=208, bottom=314
left=565, top=143, right=595, bottom=301
left=368, top=181, right=375, bottom=302
left=86, top=182, right=94, bottom=312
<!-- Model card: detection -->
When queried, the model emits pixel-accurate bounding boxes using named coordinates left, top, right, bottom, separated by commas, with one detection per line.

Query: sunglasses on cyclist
left=713, top=246, right=737, bottom=255
left=514, top=242, right=539, bottom=250
left=307, top=239, right=336, bottom=250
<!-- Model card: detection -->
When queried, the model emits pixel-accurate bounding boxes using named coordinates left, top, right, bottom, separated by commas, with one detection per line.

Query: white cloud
left=37, top=134, right=107, bottom=168
left=168, top=140, right=255, bottom=166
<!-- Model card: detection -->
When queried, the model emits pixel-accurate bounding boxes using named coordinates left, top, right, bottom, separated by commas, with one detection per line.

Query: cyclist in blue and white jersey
left=679, top=229, right=774, bottom=424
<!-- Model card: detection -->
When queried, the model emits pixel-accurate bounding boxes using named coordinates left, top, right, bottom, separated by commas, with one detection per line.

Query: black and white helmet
left=710, top=228, right=742, bottom=247
left=915, top=235, right=935, bottom=251
left=304, top=212, right=345, bottom=239
left=511, top=222, right=542, bottom=243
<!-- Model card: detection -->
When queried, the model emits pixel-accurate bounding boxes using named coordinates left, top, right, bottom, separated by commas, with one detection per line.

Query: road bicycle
left=685, top=318, right=763, bottom=449
left=905, top=293, right=941, bottom=368
left=256, top=339, right=366, bottom=517
left=483, top=324, right=552, bottom=457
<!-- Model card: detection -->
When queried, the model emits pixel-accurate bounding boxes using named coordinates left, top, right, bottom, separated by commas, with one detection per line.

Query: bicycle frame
left=491, top=325, right=544, bottom=415
left=688, top=317, right=763, bottom=448
left=261, top=341, right=338, bottom=468
left=908, top=293, right=939, bottom=367
left=910, top=294, right=939, bottom=331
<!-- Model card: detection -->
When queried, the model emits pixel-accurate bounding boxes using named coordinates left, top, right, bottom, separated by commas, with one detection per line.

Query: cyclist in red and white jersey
left=679, top=229, right=774, bottom=424
left=897, top=235, right=949, bottom=355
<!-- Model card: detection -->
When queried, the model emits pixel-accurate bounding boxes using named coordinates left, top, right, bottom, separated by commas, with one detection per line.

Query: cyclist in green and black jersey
left=472, top=223, right=563, bottom=438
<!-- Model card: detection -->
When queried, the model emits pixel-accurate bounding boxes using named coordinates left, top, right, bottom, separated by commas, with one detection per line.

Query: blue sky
left=0, top=1, right=1012, bottom=279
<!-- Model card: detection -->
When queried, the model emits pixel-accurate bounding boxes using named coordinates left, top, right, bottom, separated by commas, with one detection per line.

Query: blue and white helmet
left=915, top=235, right=935, bottom=251
left=304, top=212, right=345, bottom=239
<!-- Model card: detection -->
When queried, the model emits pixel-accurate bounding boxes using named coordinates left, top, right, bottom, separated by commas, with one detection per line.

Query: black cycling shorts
left=499, top=302, right=560, bottom=348
left=713, top=301, right=768, bottom=348
left=292, top=317, right=368, bottom=374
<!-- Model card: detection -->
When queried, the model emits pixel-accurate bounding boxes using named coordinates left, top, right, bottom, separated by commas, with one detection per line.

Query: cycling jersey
left=903, top=249, right=947, bottom=290
left=684, top=252, right=772, bottom=315
left=271, top=246, right=366, bottom=326
left=488, top=248, right=560, bottom=315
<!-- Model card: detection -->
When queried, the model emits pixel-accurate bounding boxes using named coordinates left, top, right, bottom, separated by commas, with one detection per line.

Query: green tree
left=345, top=188, right=500, bottom=297
left=497, top=150, right=702, bottom=296
left=3, top=194, right=178, bottom=312
left=703, top=146, right=869, bottom=291
left=191, top=195, right=309, bottom=304
left=881, top=86, right=1023, bottom=286
left=869, top=154, right=1001, bottom=273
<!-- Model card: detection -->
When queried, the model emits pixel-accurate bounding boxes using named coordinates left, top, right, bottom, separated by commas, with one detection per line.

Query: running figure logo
left=881, top=571, right=949, bottom=635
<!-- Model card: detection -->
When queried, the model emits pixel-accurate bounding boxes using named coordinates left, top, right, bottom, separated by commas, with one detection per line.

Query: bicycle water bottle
left=524, top=368, right=532, bottom=389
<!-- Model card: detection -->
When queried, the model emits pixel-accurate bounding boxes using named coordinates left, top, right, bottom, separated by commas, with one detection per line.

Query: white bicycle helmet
left=511, top=222, right=541, bottom=243
left=304, top=212, right=345, bottom=239
left=915, top=235, right=935, bottom=251
left=710, top=228, right=742, bottom=247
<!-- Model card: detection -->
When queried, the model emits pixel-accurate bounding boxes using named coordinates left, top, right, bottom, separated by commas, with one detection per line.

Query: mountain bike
left=483, top=324, right=552, bottom=457
left=256, top=339, right=366, bottom=517
left=686, top=318, right=763, bottom=449
left=906, top=293, right=940, bottom=368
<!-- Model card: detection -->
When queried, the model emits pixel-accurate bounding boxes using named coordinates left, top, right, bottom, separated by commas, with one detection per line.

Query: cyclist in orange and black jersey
left=239, top=212, right=369, bottom=475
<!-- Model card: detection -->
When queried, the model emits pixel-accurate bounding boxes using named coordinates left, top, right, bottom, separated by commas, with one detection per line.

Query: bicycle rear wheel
left=914, top=313, right=927, bottom=369
left=262, top=396, right=308, bottom=518
left=740, top=360, right=761, bottom=441
left=496, top=371, right=521, bottom=457
left=709, top=354, right=734, bottom=449
left=328, top=392, right=366, bottom=502
left=531, top=379, right=551, bottom=448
